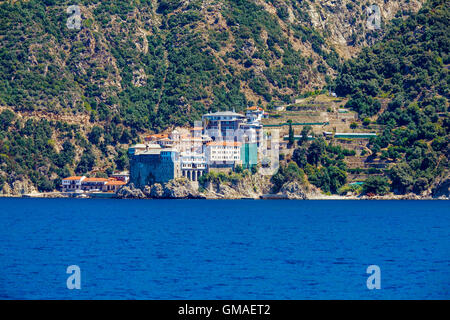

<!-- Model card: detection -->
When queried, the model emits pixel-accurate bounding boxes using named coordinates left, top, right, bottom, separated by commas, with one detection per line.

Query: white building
left=103, top=179, right=127, bottom=192
left=245, top=106, right=265, bottom=123
left=179, top=135, right=204, bottom=153
left=157, top=137, right=174, bottom=148
left=206, top=141, right=242, bottom=167
left=61, top=176, right=86, bottom=192
left=202, top=111, right=246, bottom=139
left=180, top=151, right=207, bottom=181
left=62, top=176, right=127, bottom=192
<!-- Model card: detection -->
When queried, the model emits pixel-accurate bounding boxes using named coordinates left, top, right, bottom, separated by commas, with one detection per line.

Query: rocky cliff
left=431, top=172, right=450, bottom=199
left=117, top=175, right=322, bottom=199
left=0, top=177, right=38, bottom=196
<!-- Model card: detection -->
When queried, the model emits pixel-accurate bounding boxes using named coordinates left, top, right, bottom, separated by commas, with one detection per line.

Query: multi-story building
left=157, top=137, right=174, bottom=148
left=61, top=176, right=86, bottom=192
left=202, top=111, right=246, bottom=139
left=128, top=144, right=148, bottom=155
left=191, top=126, right=203, bottom=138
left=129, top=145, right=181, bottom=187
left=127, top=109, right=268, bottom=184
left=178, top=135, right=203, bottom=153
left=103, top=179, right=127, bottom=192
left=180, top=151, right=207, bottom=181
left=62, top=176, right=127, bottom=193
left=206, top=141, right=242, bottom=170
left=240, top=122, right=263, bottom=148
left=80, top=177, right=109, bottom=191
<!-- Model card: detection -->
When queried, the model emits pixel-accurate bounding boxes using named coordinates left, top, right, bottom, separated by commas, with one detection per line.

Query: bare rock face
left=142, top=185, right=152, bottom=197
left=234, top=175, right=273, bottom=198
left=431, top=175, right=450, bottom=199
left=216, top=183, right=241, bottom=199
left=202, top=174, right=273, bottom=199
left=200, top=174, right=322, bottom=199
left=116, top=183, right=145, bottom=199
left=278, top=181, right=308, bottom=199
left=403, top=193, right=423, bottom=200
left=0, top=178, right=37, bottom=196
left=163, top=178, right=203, bottom=199
left=118, top=179, right=202, bottom=199
left=0, top=183, right=12, bottom=196
left=149, top=183, right=164, bottom=198
left=306, top=0, right=426, bottom=58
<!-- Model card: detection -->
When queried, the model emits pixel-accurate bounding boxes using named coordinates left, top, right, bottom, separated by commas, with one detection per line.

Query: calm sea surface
left=0, top=198, right=448, bottom=299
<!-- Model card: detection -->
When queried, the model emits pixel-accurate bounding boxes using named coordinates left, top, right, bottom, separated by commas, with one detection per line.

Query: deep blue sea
left=0, top=198, right=448, bottom=299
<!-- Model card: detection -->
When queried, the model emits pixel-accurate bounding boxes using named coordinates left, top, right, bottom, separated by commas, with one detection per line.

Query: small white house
left=246, top=106, right=265, bottom=123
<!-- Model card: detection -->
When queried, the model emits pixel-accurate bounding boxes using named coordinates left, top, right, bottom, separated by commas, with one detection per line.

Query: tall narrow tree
left=288, top=120, right=294, bottom=149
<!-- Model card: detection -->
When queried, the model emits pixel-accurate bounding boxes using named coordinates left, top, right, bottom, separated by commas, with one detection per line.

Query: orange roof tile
left=63, top=176, right=84, bottom=181
left=105, top=180, right=127, bottom=186
left=247, top=106, right=263, bottom=111
left=145, top=133, right=169, bottom=140
left=83, top=177, right=108, bottom=182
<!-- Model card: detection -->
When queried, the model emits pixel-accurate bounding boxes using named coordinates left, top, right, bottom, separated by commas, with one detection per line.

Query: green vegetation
left=0, top=0, right=447, bottom=196
left=0, top=109, right=137, bottom=192
left=290, top=137, right=355, bottom=194
left=271, top=161, right=305, bottom=192
left=287, top=120, right=294, bottom=148
left=0, top=112, right=72, bottom=192
left=0, top=0, right=334, bottom=133
left=362, top=176, right=391, bottom=196
left=198, top=168, right=250, bottom=187
left=334, top=0, right=449, bottom=195
left=338, top=183, right=363, bottom=196
left=0, top=0, right=340, bottom=193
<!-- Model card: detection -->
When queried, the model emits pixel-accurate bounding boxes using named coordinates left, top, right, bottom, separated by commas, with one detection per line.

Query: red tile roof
left=105, top=180, right=127, bottom=186
left=145, top=133, right=169, bottom=140
left=83, top=177, right=108, bottom=182
left=247, top=106, right=263, bottom=111
left=62, top=176, right=84, bottom=181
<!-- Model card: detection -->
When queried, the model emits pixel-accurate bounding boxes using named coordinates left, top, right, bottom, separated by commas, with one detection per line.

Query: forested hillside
left=333, top=0, right=449, bottom=195
left=0, top=0, right=447, bottom=196
left=1, top=0, right=424, bottom=128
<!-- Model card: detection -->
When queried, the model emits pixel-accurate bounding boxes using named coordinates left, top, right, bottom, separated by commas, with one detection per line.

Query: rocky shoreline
left=1, top=175, right=448, bottom=200
left=0, top=191, right=447, bottom=200
left=113, top=175, right=450, bottom=200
